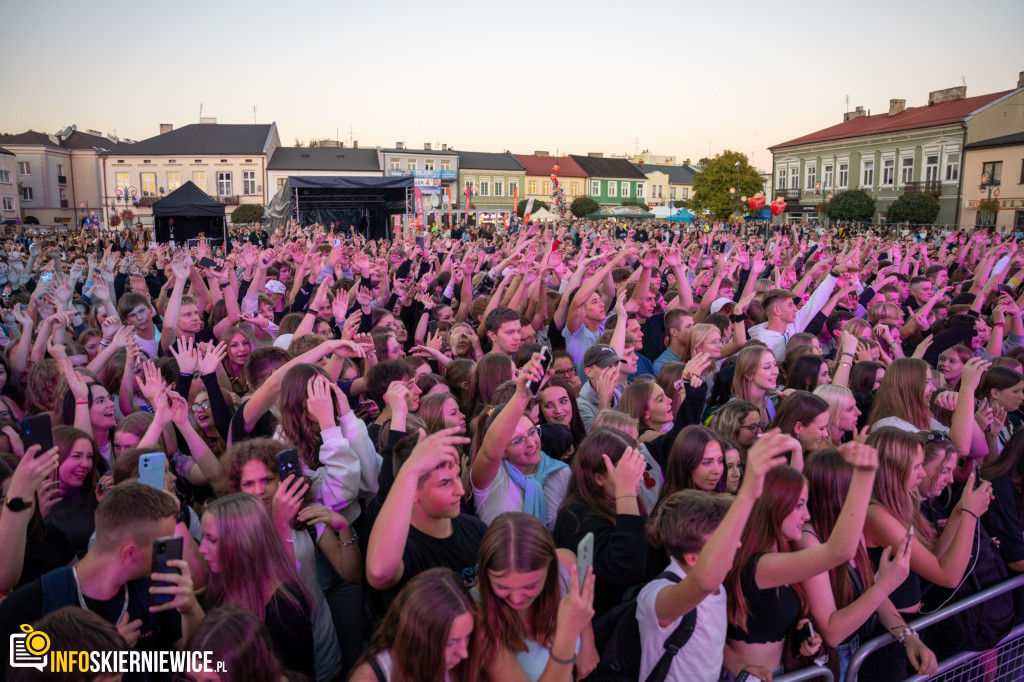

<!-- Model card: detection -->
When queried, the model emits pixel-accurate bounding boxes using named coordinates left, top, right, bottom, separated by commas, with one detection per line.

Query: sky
left=4, top=0, right=1024, bottom=171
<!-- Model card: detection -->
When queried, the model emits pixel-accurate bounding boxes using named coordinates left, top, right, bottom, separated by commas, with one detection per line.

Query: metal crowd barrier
left=771, top=573, right=1024, bottom=682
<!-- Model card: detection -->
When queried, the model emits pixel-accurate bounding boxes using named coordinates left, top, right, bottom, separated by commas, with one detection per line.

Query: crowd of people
left=0, top=218, right=1022, bottom=682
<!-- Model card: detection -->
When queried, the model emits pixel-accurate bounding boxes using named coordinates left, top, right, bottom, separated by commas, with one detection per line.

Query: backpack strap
left=644, top=571, right=697, bottom=682
left=368, top=657, right=387, bottom=682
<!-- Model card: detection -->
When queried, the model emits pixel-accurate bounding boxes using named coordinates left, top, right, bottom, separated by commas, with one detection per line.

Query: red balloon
left=552, top=165, right=560, bottom=173
left=748, top=197, right=766, bottom=211
left=770, top=202, right=785, bottom=216
left=550, top=174, right=557, bottom=181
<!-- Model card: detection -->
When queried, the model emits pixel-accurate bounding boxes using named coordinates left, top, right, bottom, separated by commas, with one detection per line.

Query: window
left=0, top=170, right=8, bottom=184
left=591, top=180, right=600, bottom=195
left=140, top=172, right=156, bottom=197
left=193, top=171, right=207, bottom=192
left=670, top=187, right=677, bottom=200
left=636, top=184, right=644, bottom=198
left=243, top=170, right=256, bottom=195
left=509, top=181, right=518, bottom=196
left=621, top=182, right=630, bottom=198
left=806, top=165, right=817, bottom=190
left=681, top=188, right=689, bottom=199
left=608, top=181, right=617, bottom=198
left=882, top=159, right=894, bottom=185
left=424, top=160, right=435, bottom=171
left=407, top=160, right=417, bottom=170
left=17, top=162, right=30, bottom=175
left=479, top=182, right=489, bottom=197
left=493, top=181, right=503, bottom=197
left=277, top=178, right=286, bottom=191
left=543, top=181, right=551, bottom=195
left=863, top=161, right=874, bottom=187
left=59, top=188, right=66, bottom=201
left=777, top=169, right=786, bottom=190
left=569, top=182, right=578, bottom=195
left=900, top=157, right=913, bottom=185
left=57, top=164, right=64, bottom=176
left=982, top=161, right=1003, bottom=186
left=528, top=181, right=537, bottom=194
left=20, top=187, right=33, bottom=201
left=823, top=164, right=833, bottom=188
left=167, top=172, right=181, bottom=192
left=838, top=163, right=849, bottom=188
left=390, top=160, right=400, bottom=170
left=217, top=171, right=232, bottom=196
left=925, top=155, right=939, bottom=182
left=1, top=197, right=12, bottom=211
left=790, top=167, right=798, bottom=189
left=115, top=172, right=130, bottom=191
left=441, top=161, right=451, bottom=171
left=945, top=153, right=960, bottom=182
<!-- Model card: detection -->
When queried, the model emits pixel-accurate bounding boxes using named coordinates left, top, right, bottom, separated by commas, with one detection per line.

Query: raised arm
left=471, top=355, right=542, bottom=490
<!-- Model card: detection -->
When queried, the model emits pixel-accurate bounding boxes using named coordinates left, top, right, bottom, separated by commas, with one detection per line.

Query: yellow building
left=514, top=154, right=588, bottom=209
left=633, top=163, right=699, bottom=208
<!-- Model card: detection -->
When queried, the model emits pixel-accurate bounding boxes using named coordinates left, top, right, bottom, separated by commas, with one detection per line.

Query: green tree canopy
left=885, top=193, right=940, bottom=224
left=231, top=204, right=264, bottom=224
left=826, top=189, right=876, bottom=223
left=570, top=196, right=599, bottom=217
left=691, top=151, right=764, bottom=220
left=517, top=198, right=550, bottom=218
left=621, top=198, right=650, bottom=211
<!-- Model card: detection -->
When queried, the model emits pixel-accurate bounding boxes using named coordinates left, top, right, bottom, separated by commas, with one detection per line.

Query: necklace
left=72, top=565, right=129, bottom=624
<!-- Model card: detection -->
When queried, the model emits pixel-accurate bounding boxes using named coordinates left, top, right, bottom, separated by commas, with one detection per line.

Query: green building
left=570, top=155, right=647, bottom=206
left=769, top=83, right=1022, bottom=225
left=456, top=151, right=525, bottom=227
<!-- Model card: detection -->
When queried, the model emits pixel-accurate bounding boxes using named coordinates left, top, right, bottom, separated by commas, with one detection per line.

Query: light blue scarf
left=504, top=452, right=568, bottom=526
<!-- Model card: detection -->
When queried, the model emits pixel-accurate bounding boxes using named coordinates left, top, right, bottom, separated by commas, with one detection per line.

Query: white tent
left=530, top=207, right=560, bottom=221
left=651, top=206, right=675, bottom=219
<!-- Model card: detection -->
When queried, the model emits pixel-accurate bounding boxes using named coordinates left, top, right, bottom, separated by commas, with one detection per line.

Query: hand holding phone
left=150, top=536, right=183, bottom=606
left=276, top=448, right=302, bottom=482
left=527, top=347, right=553, bottom=395
left=576, top=532, right=594, bottom=594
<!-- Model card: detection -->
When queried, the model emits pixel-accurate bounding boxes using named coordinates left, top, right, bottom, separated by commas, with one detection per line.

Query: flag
left=414, top=187, right=425, bottom=231
left=523, top=197, right=535, bottom=225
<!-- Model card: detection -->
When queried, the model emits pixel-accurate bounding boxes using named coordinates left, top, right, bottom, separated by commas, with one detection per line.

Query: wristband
left=219, top=282, right=231, bottom=289
left=993, top=322, right=1004, bottom=327
left=547, top=648, right=577, bottom=665
left=841, top=351, right=856, bottom=358
left=729, top=313, right=748, bottom=323
left=962, top=509, right=980, bottom=521
left=307, top=308, right=319, bottom=315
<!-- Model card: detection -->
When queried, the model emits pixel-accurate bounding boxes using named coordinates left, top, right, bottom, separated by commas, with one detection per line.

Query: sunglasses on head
left=920, top=430, right=950, bottom=444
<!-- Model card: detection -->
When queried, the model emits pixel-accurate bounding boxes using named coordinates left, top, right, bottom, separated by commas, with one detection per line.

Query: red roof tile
left=513, top=154, right=588, bottom=177
left=770, top=90, right=1016, bottom=150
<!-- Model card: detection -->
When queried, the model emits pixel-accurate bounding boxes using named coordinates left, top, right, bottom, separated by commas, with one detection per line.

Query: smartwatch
left=4, top=496, right=34, bottom=512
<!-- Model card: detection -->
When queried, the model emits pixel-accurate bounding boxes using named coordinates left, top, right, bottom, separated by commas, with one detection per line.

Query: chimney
left=319, top=139, right=340, bottom=148
left=844, top=105, right=867, bottom=122
left=353, top=141, right=358, bottom=148
left=638, top=160, right=645, bottom=167
left=535, top=151, right=550, bottom=157
left=587, top=152, right=604, bottom=158
left=888, top=99, right=906, bottom=116
left=199, top=117, right=217, bottom=125
left=396, top=142, right=404, bottom=150
left=159, top=123, right=173, bottom=135
left=424, top=143, right=431, bottom=151
left=928, top=86, right=967, bottom=105
left=1018, top=71, right=1024, bottom=89
left=442, top=144, right=448, bottom=151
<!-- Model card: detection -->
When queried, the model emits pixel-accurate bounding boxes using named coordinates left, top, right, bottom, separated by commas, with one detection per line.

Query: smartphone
left=276, top=448, right=302, bottom=482
left=415, top=236, right=425, bottom=249
left=22, top=414, right=53, bottom=456
left=150, top=536, right=183, bottom=606
left=138, top=452, right=167, bottom=490
left=905, top=526, right=915, bottom=553
left=40, top=272, right=53, bottom=283
left=197, top=257, right=218, bottom=271
left=427, top=319, right=438, bottom=335
left=734, top=672, right=764, bottom=682
left=527, top=346, right=553, bottom=395
left=576, top=532, right=594, bottom=594
left=482, top=246, right=496, bottom=254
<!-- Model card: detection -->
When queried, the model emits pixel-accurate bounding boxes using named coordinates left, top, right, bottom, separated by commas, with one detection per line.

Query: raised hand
left=272, top=473, right=310, bottom=531
left=197, top=341, right=227, bottom=375
left=306, top=376, right=337, bottom=430
left=169, top=337, right=199, bottom=375
left=602, top=447, right=646, bottom=499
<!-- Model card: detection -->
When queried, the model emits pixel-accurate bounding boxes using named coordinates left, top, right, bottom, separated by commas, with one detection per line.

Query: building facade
left=961, top=133, right=1024, bottom=231
left=770, top=79, right=1024, bottom=225
left=514, top=154, right=588, bottom=213
left=456, top=151, right=525, bottom=227
left=633, top=163, right=699, bottom=207
left=0, top=148, right=20, bottom=223
left=570, top=155, right=647, bottom=206
left=380, top=144, right=459, bottom=227
left=267, top=147, right=383, bottom=198
left=102, top=122, right=280, bottom=228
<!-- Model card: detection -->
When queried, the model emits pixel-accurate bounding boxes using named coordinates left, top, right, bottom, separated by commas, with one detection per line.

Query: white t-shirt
left=372, top=650, right=452, bottom=682
left=472, top=462, right=570, bottom=531
left=636, top=559, right=727, bottom=682
left=871, top=416, right=948, bottom=434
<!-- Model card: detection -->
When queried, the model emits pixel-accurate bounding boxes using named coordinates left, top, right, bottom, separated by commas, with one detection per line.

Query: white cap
left=710, top=297, right=734, bottom=314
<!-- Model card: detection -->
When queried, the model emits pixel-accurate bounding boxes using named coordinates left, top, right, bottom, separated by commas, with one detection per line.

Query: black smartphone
left=527, top=346, right=553, bottom=395
left=276, top=448, right=302, bottom=482
left=482, top=246, right=496, bottom=254
left=427, top=319, right=438, bottom=334
left=197, top=256, right=220, bottom=272
left=415, top=236, right=425, bottom=249
left=22, top=414, right=53, bottom=457
left=789, top=621, right=813, bottom=658
left=150, top=535, right=183, bottom=606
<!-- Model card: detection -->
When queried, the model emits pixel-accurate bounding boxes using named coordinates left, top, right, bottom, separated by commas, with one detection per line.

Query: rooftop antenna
left=845, top=94, right=849, bottom=114
left=634, top=137, right=640, bottom=156
left=199, top=103, right=203, bottom=121
left=348, top=126, right=355, bottom=147
left=253, top=105, right=257, bottom=124
left=962, top=75, right=966, bottom=87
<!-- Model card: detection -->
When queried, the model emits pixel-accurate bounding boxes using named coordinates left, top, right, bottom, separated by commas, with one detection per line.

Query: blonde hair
left=682, top=324, right=720, bottom=362
left=814, top=384, right=855, bottom=445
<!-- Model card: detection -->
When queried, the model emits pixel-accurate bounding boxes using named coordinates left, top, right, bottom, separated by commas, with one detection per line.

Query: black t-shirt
left=639, top=312, right=666, bottom=362
left=264, top=585, right=315, bottom=679
left=384, top=514, right=486, bottom=606
left=18, top=523, right=75, bottom=589
left=49, top=489, right=98, bottom=559
left=982, top=477, right=1024, bottom=566
left=229, top=398, right=276, bottom=444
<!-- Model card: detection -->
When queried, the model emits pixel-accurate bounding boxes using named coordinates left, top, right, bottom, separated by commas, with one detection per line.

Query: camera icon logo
left=10, top=624, right=49, bottom=671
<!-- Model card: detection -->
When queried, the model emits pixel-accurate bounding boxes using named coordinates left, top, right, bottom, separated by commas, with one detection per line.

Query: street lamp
left=113, top=186, right=139, bottom=230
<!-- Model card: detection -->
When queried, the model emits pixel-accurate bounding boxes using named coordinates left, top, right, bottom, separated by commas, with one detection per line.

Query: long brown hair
left=445, top=359, right=477, bottom=418
left=276, top=363, right=331, bottom=469
left=617, top=379, right=660, bottom=431
left=869, top=358, right=932, bottom=430
left=186, top=605, right=284, bottom=682
left=475, top=353, right=515, bottom=405
left=559, top=427, right=636, bottom=526
left=660, top=425, right=726, bottom=504
left=725, top=465, right=807, bottom=631
left=53, top=425, right=99, bottom=493
left=866, top=427, right=932, bottom=543
left=360, top=568, right=480, bottom=682
left=477, top=513, right=561, bottom=659
left=732, top=346, right=776, bottom=402
left=982, top=428, right=1024, bottom=488
left=805, top=449, right=875, bottom=609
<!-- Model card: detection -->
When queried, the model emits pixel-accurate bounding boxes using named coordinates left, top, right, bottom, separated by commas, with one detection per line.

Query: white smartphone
left=576, top=532, right=594, bottom=594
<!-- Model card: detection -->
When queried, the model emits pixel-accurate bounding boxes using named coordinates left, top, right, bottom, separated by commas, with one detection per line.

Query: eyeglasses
left=553, top=367, right=576, bottom=377
left=509, top=425, right=542, bottom=450
left=740, top=423, right=766, bottom=434
left=190, top=400, right=211, bottom=413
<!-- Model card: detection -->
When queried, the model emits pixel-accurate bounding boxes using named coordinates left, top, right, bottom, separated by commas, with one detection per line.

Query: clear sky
left=4, top=0, right=1023, bottom=170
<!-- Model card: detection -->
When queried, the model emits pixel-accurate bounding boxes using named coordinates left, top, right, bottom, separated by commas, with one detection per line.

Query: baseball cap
left=265, top=280, right=287, bottom=295
left=583, top=344, right=625, bottom=369
left=709, top=297, right=734, bottom=314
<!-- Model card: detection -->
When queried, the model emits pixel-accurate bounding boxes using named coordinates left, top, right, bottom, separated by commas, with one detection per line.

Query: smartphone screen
left=527, top=347, right=552, bottom=395
left=276, top=448, right=302, bottom=482
left=576, top=532, right=594, bottom=594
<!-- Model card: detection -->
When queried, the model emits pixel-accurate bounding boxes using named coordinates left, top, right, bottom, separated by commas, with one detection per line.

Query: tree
left=570, top=196, right=599, bottom=217
left=885, top=193, right=940, bottom=224
left=231, top=204, right=264, bottom=224
left=826, top=189, right=876, bottom=223
left=673, top=200, right=688, bottom=209
left=621, top=198, right=650, bottom=211
left=517, top=198, right=549, bottom=218
left=690, top=150, right=764, bottom=220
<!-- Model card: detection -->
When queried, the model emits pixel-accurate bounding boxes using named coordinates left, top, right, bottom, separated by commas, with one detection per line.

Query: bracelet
left=547, top=648, right=577, bottom=665
left=895, top=627, right=919, bottom=645
left=841, top=351, right=856, bottom=358
left=179, top=372, right=193, bottom=378
left=281, top=536, right=295, bottom=544
left=307, top=308, right=319, bottom=315
left=993, top=322, right=1005, bottom=327
left=219, top=282, right=231, bottom=289
left=338, top=536, right=357, bottom=549
left=962, top=509, right=980, bottom=521
left=75, top=401, right=88, bottom=405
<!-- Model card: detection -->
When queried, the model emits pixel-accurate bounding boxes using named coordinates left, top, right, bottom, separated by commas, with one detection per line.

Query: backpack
left=588, top=572, right=696, bottom=682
